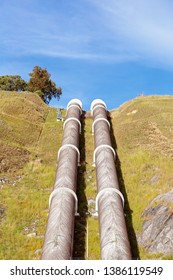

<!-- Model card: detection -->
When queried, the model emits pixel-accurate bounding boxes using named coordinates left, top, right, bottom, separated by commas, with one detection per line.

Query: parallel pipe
left=41, top=99, right=82, bottom=260
left=91, top=99, right=131, bottom=260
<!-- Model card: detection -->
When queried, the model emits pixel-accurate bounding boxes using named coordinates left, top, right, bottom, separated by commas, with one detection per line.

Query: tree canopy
left=0, top=75, right=27, bottom=91
left=28, top=66, right=62, bottom=104
left=0, top=67, right=62, bottom=104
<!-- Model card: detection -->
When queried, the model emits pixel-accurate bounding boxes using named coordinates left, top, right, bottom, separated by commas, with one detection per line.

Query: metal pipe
left=41, top=99, right=82, bottom=260
left=91, top=99, right=131, bottom=260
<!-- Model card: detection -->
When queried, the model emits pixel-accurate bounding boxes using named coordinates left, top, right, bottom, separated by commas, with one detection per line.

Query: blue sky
left=1, top=0, right=173, bottom=110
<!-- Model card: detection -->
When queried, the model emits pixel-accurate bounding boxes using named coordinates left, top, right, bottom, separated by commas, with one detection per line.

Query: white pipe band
left=95, top=188, right=124, bottom=215
left=92, top=118, right=110, bottom=134
left=67, top=99, right=82, bottom=110
left=67, top=104, right=82, bottom=115
left=91, top=104, right=107, bottom=116
left=90, top=99, right=107, bottom=111
left=63, top=117, right=81, bottom=133
left=58, top=144, right=80, bottom=166
left=49, top=187, right=79, bottom=216
left=93, top=144, right=116, bottom=166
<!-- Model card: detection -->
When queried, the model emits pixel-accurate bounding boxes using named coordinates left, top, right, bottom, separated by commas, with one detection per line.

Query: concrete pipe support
left=91, top=99, right=131, bottom=260
left=41, top=99, right=82, bottom=260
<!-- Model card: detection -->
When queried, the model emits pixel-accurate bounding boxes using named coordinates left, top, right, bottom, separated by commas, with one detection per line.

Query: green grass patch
left=0, top=92, right=63, bottom=259
left=1, top=93, right=173, bottom=259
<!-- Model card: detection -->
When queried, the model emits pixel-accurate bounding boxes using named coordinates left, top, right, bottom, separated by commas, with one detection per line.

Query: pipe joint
left=67, top=98, right=82, bottom=109
left=90, top=99, right=106, bottom=111
left=63, top=117, right=81, bottom=133
left=95, top=188, right=124, bottom=216
left=91, top=104, right=107, bottom=116
left=93, top=144, right=116, bottom=166
left=67, top=99, right=83, bottom=115
left=92, top=118, right=110, bottom=134
left=58, top=144, right=80, bottom=166
left=67, top=104, right=83, bottom=115
left=90, top=99, right=107, bottom=116
left=49, top=187, right=79, bottom=216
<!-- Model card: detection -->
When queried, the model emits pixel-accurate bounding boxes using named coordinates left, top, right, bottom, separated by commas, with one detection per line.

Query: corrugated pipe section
left=91, top=99, right=131, bottom=260
left=41, top=99, right=82, bottom=260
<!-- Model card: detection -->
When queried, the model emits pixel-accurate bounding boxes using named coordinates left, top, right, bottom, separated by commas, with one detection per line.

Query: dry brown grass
left=111, top=95, right=173, bottom=259
left=1, top=92, right=173, bottom=259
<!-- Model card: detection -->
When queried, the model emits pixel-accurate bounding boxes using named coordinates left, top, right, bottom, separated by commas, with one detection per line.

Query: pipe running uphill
left=41, top=99, right=82, bottom=260
left=91, top=99, right=131, bottom=260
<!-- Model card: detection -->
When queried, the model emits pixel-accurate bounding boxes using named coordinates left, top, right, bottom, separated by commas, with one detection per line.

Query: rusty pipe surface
left=91, top=99, right=131, bottom=260
left=41, top=99, right=82, bottom=260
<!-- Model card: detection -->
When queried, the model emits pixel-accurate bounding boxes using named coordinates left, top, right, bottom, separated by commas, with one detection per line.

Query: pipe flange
left=67, top=104, right=83, bottom=115
left=67, top=99, right=82, bottom=115
left=49, top=187, right=79, bottom=216
left=58, top=144, right=80, bottom=166
left=91, top=104, right=107, bottom=116
left=93, top=144, right=116, bottom=166
left=90, top=99, right=107, bottom=111
left=63, top=117, right=81, bottom=133
left=92, top=118, right=110, bottom=134
left=95, top=188, right=124, bottom=216
left=67, top=99, right=82, bottom=110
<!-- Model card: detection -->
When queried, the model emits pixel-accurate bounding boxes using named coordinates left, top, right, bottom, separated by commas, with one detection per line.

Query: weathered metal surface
left=91, top=99, right=131, bottom=260
left=41, top=99, right=82, bottom=260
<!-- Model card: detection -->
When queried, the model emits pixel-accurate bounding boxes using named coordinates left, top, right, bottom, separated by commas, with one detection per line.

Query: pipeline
left=91, top=99, right=131, bottom=260
left=41, top=99, right=82, bottom=260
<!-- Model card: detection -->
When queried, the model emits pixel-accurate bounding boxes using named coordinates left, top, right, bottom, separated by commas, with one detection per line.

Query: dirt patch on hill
left=146, top=122, right=173, bottom=157
left=0, top=142, right=30, bottom=174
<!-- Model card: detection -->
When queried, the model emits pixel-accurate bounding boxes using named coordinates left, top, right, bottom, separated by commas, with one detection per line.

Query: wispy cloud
left=1, top=0, right=173, bottom=68
left=0, top=0, right=139, bottom=63
left=90, top=0, right=173, bottom=67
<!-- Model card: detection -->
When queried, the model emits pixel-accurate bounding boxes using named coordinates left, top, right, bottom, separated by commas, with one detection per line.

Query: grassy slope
left=111, top=95, right=173, bottom=259
left=0, top=91, right=64, bottom=259
left=1, top=92, right=173, bottom=260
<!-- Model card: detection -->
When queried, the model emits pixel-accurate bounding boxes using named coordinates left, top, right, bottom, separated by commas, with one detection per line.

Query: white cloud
left=90, top=0, right=173, bottom=67
left=1, top=0, right=173, bottom=67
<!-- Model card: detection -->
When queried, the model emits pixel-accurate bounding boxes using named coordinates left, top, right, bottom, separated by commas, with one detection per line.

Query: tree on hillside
left=28, top=66, right=62, bottom=104
left=0, top=75, right=27, bottom=91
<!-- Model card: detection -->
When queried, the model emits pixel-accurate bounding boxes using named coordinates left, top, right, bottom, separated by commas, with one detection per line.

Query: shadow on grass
left=73, top=111, right=88, bottom=260
left=108, top=113, right=140, bottom=260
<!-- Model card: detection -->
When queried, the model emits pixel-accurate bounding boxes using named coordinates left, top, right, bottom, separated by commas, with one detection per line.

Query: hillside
left=0, top=91, right=48, bottom=177
left=0, top=92, right=173, bottom=259
left=0, top=91, right=64, bottom=259
left=111, top=95, right=173, bottom=259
